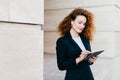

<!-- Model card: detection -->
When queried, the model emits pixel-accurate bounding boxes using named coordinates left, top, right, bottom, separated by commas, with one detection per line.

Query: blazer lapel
left=80, top=35, right=91, bottom=51
left=65, top=31, right=82, bottom=52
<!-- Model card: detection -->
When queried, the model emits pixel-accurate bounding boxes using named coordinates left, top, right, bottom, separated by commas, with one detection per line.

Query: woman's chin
left=77, top=30, right=82, bottom=33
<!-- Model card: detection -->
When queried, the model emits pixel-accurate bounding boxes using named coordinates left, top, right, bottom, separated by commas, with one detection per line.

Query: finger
left=89, top=57, right=97, bottom=61
left=80, top=54, right=86, bottom=58
left=89, top=59, right=95, bottom=62
left=91, top=57, right=96, bottom=60
left=91, top=57, right=96, bottom=59
left=92, top=56, right=98, bottom=59
left=82, top=51, right=90, bottom=55
left=85, top=50, right=91, bottom=53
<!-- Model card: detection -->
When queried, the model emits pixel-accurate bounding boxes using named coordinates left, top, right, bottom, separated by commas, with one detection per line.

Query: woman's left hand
left=88, top=56, right=98, bottom=63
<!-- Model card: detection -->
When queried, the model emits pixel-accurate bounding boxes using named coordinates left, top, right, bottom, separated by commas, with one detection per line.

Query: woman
left=56, top=7, right=97, bottom=80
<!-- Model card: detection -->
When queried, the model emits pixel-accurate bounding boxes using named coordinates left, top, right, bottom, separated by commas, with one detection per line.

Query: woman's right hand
left=76, top=50, right=90, bottom=64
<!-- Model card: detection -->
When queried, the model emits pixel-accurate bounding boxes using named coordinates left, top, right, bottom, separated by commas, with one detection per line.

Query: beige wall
left=0, top=0, right=43, bottom=24
left=0, top=0, right=43, bottom=80
left=44, top=0, right=120, bottom=80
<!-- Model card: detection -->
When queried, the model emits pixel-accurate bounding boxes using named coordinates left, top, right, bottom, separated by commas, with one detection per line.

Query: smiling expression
left=71, top=15, right=87, bottom=33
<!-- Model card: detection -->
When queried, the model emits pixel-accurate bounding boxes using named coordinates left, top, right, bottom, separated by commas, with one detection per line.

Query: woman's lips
left=78, top=28, right=83, bottom=31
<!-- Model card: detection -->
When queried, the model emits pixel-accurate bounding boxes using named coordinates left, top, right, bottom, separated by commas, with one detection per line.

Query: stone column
left=0, top=0, right=43, bottom=80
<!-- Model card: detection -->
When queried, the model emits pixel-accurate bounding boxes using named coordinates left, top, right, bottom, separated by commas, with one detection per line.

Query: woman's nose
left=80, top=24, right=84, bottom=28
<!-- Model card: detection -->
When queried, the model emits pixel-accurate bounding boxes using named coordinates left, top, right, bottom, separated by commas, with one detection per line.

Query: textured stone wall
left=0, top=0, right=43, bottom=80
left=0, top=0, right=43, bottom=24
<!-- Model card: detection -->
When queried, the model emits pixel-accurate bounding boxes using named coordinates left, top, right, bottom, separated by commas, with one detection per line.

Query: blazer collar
left=65, top=31, right=88, bottom=51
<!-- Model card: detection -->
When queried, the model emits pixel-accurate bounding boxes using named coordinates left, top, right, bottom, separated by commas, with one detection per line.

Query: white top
left=72, top=36, right=86, bottom=51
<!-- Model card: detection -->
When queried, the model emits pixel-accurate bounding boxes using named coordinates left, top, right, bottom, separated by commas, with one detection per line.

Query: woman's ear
left=71, top=21, right=74, bottom=25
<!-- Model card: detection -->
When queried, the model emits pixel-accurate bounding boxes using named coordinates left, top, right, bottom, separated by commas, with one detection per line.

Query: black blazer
left=56, top=31, right=94, bottom=80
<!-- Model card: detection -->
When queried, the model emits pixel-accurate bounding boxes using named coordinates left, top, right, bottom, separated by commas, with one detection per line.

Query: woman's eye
left=78, top=22, right=82, bottom=24
left=83, top=24, right=86, bottom=26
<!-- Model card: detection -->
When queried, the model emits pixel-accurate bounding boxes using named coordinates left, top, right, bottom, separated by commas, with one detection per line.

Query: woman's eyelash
left=78, top=22, right=82, bottom=24
left=78, top=22, right=86, bottom=25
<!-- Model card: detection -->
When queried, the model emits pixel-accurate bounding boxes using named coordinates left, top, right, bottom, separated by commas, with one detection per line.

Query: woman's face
left=71, top=15, right=87, bottom=33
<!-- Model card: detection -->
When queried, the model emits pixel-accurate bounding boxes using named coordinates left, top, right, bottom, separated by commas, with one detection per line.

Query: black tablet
left=84, top=50, right=104, bottom=61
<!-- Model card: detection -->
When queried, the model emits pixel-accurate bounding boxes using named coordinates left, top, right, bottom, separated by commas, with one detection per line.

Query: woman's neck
left=70, top=28, right=79, bottom=38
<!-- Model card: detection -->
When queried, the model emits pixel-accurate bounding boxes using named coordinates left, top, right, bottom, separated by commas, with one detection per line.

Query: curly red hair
left=58, top=7, right=95, bottom=41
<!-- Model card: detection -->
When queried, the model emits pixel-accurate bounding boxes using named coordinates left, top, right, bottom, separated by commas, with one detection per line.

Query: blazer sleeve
left=56, top=37, right=77, bottom=71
